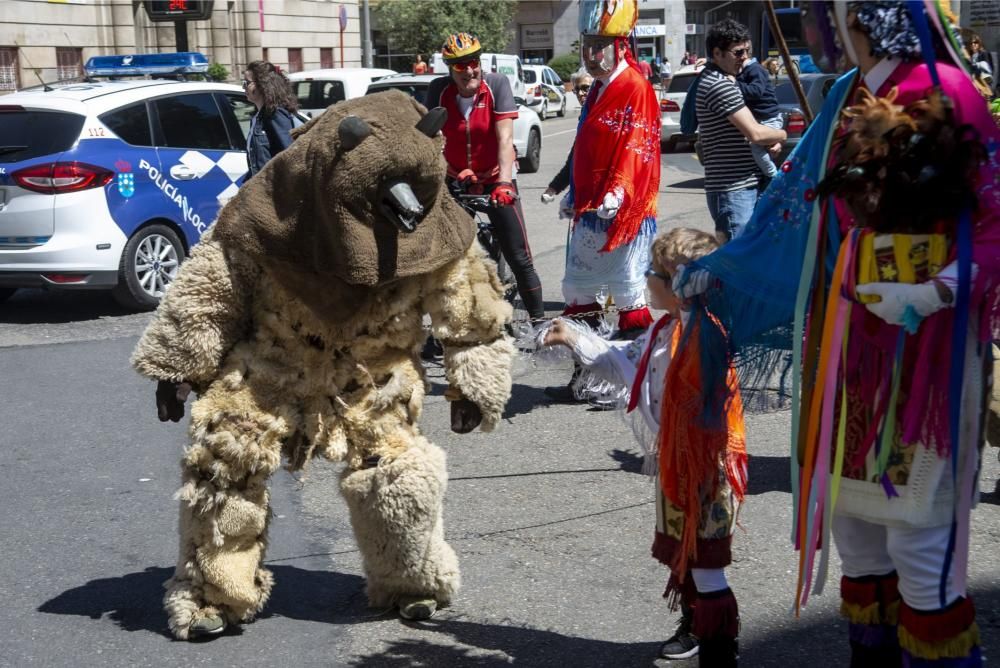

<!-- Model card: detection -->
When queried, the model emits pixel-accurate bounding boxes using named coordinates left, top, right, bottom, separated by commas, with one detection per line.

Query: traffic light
left=143, top=0, right=214, bottom=22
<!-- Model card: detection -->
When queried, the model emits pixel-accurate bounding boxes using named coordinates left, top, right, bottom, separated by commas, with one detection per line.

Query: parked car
left=0, top=52, right=298, bottom=310
left=522, top=64, right=567, bottom=120
left=287, top=67, right=396, bottom=118
left=364, top=73, right=543, bottom=173
left=430, top=52, right=527, bottom=99
left=771, top=73, right=838, bottom=161
left=660, top=64, right=704, bottom=152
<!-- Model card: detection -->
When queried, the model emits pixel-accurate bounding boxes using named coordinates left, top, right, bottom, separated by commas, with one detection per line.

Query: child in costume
left=542, top=228, right=747, bottom=666
left=675, top=2, right=1000, bottom=665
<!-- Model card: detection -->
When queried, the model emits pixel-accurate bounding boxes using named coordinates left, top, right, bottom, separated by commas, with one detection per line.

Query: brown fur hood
left=212, top=89, right=475, bottom=288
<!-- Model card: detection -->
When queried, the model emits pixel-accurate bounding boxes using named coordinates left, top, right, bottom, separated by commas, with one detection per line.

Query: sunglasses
left=576, top=84, right=591, bottom=93
left=241, top=79, right=254, bottom=89
left=728, top=47, right=750, bottom=58
left=645, top=267, right=671, bottom=282
left=450, top=59, right=481, bottom=72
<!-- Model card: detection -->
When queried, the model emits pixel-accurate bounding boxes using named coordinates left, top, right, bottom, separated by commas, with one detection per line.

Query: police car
left=0, top=53, right=263, bottom=310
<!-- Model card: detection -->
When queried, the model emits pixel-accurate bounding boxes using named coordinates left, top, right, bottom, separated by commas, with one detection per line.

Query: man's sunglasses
left=728, top=47, right=750, bottom=58
left=576, top=84, right=591, bottom=93
left=449, top=59, right=481, bottom=72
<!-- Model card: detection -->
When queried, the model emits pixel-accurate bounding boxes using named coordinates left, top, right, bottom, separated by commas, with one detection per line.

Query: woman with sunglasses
left=425, top=33, right=545, bottom=323
left=541, top=71, right=593, bottom=205
left=243, top=60, right=299, bottom=177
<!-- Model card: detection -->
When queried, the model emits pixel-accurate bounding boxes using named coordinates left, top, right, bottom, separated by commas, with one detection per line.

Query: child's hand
left=543, top=318, right=578, bottom=348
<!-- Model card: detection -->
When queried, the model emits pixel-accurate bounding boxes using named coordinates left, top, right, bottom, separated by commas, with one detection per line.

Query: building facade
left=0, top=0, right=362, bottom=93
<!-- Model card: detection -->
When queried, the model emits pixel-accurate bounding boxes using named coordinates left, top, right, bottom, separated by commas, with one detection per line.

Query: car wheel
left=540, top=100, right=548, bottom=120
left=518, top=128, right=542, bottom=174
left=0, top=288, right=17, bottom=304
left=662, top=137, right=678, bottom=153
left=112, top=224, right=185, bottom=311
left=556, top=97, right=566, bottom=117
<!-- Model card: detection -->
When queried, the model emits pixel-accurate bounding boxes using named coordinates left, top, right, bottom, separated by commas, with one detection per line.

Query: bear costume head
left=213, top=90, right=475, bottom=290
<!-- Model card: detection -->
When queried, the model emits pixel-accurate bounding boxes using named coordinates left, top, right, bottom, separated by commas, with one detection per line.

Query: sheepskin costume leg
left=163, top=382, right=292, bottom=640
left=339, top=431, right=460, bottom=609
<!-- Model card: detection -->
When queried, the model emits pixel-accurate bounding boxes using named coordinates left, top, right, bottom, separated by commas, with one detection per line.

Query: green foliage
left=548, top=53, right=581, bottom=82
left=206, top=62, right=229, bottom=82
left=373, top=0, right=517, bottom=55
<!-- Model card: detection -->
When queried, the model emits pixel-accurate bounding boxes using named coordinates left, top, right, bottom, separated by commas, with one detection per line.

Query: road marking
left=543, top=128, right=577, bottom=138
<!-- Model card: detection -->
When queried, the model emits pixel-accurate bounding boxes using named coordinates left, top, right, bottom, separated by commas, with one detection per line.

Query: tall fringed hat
left=579, top=0, right=638, bottom=37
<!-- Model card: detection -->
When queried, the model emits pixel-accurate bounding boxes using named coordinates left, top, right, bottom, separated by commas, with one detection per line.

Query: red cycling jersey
left=426, top=72, right=519, bottom=183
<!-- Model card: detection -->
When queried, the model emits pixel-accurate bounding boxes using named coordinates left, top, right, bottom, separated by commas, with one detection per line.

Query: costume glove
left=490, top=181, right=518, bottom=207
left=558, top=193, right=575, bottom=220
left=541, top=188, right=556, bottom=204
left=596, top=186, right=624, bottom=220
left=855, top=281, right=950, bottom=334
left=156, top=380, right=192, bottom=423
left=450, top=398, right=483, bottom=434
left=671, top=263, right=712, bottom=299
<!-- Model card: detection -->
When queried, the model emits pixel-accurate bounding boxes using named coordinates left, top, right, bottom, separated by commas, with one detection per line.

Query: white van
left=430, top=52, right=526, bottom=99
left=287, top=67, right=396, bottom=118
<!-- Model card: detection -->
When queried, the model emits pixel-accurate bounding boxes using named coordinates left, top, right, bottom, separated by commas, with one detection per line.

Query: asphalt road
left=1, top=98, right=998, bottom=668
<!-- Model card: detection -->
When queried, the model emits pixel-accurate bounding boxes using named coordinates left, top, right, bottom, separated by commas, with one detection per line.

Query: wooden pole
left=763, top=0, right=813, bottom=124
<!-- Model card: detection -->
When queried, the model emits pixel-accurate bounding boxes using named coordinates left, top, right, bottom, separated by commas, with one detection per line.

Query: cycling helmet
left=441, top=33, right=482, bottom=62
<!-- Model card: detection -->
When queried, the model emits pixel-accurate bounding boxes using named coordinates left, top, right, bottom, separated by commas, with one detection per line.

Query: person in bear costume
left=131, top=90, right=515, bottom=640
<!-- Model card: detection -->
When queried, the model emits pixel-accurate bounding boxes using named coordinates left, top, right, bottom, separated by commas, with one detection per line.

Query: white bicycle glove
left=855, top=281, right=950, bottom=333
left=541, top=191, right=556, bottom=204
left=671, top=263, right=712, bottom=299
left=596, top=186, right=624, bottom=220
left=559, top=193, right=575, bottom=220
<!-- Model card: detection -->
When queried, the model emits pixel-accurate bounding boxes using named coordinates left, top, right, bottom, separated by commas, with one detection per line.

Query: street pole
left=174, top=20, right=189, bottom=52
left=763, top=0, right=812, bottom=124
left=361, top=0, right=373, bottom=68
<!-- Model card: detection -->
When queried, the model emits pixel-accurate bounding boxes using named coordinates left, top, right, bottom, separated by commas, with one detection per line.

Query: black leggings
left=480, top=182, right=545, bottom=321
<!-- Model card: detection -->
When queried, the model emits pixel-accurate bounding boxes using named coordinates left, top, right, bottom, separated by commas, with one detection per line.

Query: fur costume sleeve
left=131, top=232, right=259, bottom=387
left=423, top=244, right=514, bottom=432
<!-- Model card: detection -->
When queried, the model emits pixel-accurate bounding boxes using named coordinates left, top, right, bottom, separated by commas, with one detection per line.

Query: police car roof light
left=84, top=52, right=210, bottom=78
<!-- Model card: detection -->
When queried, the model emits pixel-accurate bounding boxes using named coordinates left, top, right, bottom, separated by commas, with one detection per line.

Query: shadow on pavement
left=609, top=448, right=645, bottom=474
left=668, top=177, right=706, bottom=190
left=747, top=455, right=792, bottom=495
left=343, top=617, right=662, bottom=667
left=38, top=565, right=365, bottom=637
left=0, top=289, right=134, bottom=324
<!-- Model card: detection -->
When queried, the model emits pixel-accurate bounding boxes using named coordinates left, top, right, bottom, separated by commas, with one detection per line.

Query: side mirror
left=513, top=96, right=526, bottom=106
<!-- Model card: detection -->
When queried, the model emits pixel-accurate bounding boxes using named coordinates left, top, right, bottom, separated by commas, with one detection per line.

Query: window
left=288, top=48, right=303, bottom=73
left=153, top=93, right=231, bottom=150
left=0, top=110, right=84, bottom=162
left=100, top=102, right=153, bottom=146
left=320, top=48, right=333, bottom=69
left=222, top=94, right=257, bottom=145
left=319, top=80, right=344, bottom=106
left=56, top=47, right=82, bottom=81
left=0, top=47, right=18, bottom=91
left=523, top=69, right=537, bottom=84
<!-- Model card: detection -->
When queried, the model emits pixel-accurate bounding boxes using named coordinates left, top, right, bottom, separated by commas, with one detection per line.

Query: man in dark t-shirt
left=426, top=33, right=544, bottom=322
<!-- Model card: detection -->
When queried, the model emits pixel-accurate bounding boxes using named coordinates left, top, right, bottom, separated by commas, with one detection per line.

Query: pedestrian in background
left=412, top=54, right=428, bottom=74
left=695, top=19, right=785, bottom=242
left=659, top=57, right=672, bottom=90
left=734, top=52, right=783, bottom=186
left=541, top=70, right=593, bottom=204
left=243, top=60, right=298, bottom=177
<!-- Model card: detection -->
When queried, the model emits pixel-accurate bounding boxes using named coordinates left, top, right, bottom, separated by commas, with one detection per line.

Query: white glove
left=559, top=193, right=575, bottom=220
left=541, top=191, right=556, bottom=204
left=596, top=187, right=624, bottom=220
left=671, top=263, right=712, bottom=299
left=855, top=281, right=950, bottom=333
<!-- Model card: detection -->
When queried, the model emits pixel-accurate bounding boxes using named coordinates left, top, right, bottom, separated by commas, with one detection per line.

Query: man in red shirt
left=426, top=33, right=544, bottom=322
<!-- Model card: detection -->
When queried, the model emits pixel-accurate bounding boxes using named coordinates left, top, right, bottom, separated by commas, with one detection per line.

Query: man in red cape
left=545, top=0, right=661, bottom=403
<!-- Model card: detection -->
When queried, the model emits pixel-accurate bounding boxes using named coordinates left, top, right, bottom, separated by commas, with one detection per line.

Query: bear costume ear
left=338, top=115, right=372, bottom=150
left=416, top=107, right=447, bottom=137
